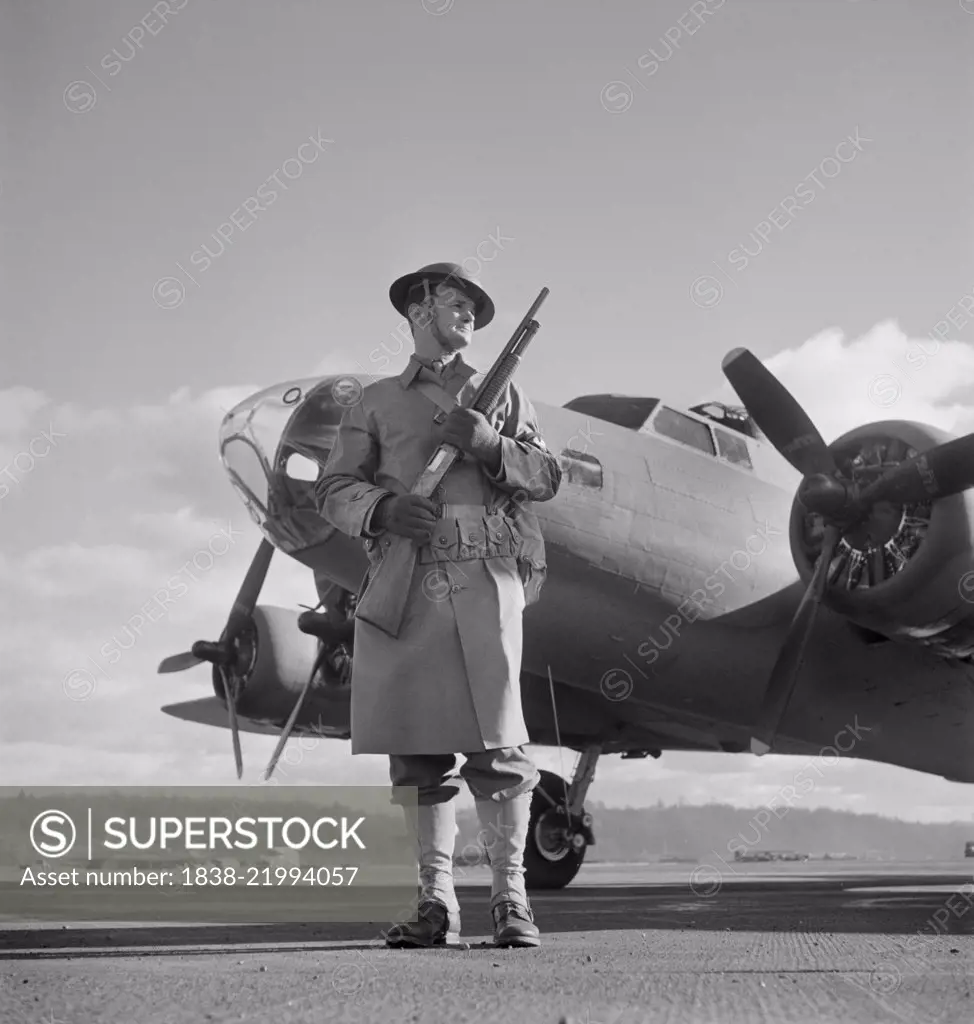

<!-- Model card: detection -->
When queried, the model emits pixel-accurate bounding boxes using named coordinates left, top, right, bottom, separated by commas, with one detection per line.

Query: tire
left=524, top=769, right=587, bottom=890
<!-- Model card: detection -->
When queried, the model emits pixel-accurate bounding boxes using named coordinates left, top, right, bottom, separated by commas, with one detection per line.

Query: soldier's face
left=429, top=284, right=476, bottom=351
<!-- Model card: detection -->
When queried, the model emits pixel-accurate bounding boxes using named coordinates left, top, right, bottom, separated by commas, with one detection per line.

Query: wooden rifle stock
left=354, top=287, right=549, bottom=638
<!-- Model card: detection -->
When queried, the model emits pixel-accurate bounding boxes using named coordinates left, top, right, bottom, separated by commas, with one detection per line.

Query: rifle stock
left=354, top=287, right=549, bottom=638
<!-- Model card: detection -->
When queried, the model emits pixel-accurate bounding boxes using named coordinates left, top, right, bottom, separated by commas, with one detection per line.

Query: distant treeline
left=456, top=801, right=974, bottom=862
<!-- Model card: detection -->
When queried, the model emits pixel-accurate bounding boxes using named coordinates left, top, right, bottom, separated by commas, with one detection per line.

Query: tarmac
left=1, top=861, right=973, bottom=1024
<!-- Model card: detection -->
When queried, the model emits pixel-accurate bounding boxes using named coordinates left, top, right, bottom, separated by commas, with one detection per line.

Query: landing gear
left=524, top=746, right=600, bottom=890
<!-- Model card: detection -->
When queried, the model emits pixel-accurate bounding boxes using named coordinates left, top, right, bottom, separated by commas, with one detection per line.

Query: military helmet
left=389, top=262, right=495, bottom=330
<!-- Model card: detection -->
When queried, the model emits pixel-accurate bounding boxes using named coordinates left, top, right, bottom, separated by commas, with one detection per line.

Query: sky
left=2, top=0, right=974, bottom=824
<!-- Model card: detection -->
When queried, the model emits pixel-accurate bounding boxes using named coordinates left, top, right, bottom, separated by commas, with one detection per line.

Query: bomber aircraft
left=158, top=346, right=974, bottom=889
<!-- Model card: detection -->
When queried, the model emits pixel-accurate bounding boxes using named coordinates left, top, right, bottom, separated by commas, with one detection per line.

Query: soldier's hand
left=442, top=408, right=501, bottom=466
left=374, top=494, right=439, bottom=541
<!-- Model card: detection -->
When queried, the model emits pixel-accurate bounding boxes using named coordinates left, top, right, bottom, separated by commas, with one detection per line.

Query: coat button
left=450, top=584, right=463, bottom=594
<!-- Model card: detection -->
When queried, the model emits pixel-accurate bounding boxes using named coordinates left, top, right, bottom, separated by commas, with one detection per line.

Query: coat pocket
left=519, top=563, right=547, bottom=607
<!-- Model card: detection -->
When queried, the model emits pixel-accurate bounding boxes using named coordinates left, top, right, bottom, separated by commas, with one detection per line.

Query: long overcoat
left=314, top=353, right=561, bottom=755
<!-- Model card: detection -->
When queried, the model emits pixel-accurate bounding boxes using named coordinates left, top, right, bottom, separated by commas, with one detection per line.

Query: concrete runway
left=2, top=861, right=973, bottom=1024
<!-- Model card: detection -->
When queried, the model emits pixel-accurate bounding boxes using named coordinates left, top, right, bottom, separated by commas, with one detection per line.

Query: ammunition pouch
left=418, top=505, right=520, bottom=564
left=403, top=502, right=548, bottom=607
left=363, top=499, right=548, bottom=608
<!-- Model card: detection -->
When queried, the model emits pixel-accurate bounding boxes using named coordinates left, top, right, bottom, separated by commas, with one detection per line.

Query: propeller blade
left=224, top=538, right=275, bottom=642
left=722, top=348, right=837, bottom=478
left=157, top=651, right=202, bottom=674
left=858, top=433, right=974, bottom=507
left=263, top=652, right=324, bottom=781
left=750, top=524, right=841, bottom=755
left=216, top=665, right=244, bottom=779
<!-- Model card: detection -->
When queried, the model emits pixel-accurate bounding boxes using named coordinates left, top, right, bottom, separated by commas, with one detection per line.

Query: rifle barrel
left=473, top=288, right=548, bottom=404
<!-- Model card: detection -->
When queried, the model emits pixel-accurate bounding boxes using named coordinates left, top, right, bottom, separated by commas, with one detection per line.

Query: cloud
left=0, top=384, right=316, bottom=771
left=0, top=387, right=50, bottom=438
left=3, top=323, right=974, bottom=822
left=17, top=542, right=165, bottom=600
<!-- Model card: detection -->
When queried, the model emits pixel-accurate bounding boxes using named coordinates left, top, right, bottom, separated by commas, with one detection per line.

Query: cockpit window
left=222, top=437, right=271, bottom=521
left=714, top=426, right=753, bottom=470
left=562, top=395, right=659, bottom=430
left=651, top=406, right=715, bottom=456
left=285, top=452, right=321, bottom=481
left=689, top=401, right=761, bottom=439
left=559, top=449, right=603, bottom=488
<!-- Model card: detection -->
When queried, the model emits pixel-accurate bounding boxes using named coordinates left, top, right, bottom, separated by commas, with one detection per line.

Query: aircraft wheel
left=524, top=769, right=587, bottom=890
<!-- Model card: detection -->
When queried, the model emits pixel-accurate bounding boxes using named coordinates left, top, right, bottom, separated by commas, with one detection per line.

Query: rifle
left=354, top=286, right=550, bottom=638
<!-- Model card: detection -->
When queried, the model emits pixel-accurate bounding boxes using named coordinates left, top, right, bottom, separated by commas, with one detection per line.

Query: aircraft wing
left=161, top=697, right=295, bottom=737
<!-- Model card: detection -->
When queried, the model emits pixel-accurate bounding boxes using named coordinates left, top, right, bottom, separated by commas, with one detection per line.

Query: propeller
left=263, top=601, right=353, bottom=780
left=721, top=348, right=837, bottom=479
left=262, top=648, right=327, bottom=781
left=157, top=537, right=275, bottom=778
left=158, top=649, right=209, bottom=674
left=749, top=523, right=840, bottom=755
left=857, top=433, right=974, bottom=507
left=721, top=348, right=974, bottom=755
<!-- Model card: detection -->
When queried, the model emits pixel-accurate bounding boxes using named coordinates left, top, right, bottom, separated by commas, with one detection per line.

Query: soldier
left=314, top=262, right=561, bottom=948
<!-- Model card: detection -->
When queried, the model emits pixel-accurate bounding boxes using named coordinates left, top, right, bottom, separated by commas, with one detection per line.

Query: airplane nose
left=218, top=376, right=372, bottom=591
left=219, top=378, right=347, bottom=533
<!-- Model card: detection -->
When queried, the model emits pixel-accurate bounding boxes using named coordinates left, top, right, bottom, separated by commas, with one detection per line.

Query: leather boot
left=385, top=801, right=461, bottom=948
left=475, top=794, right=540, bottom=947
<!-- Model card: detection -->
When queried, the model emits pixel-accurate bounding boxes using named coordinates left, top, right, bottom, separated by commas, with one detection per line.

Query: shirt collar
left=398, top=352, right=477, bottom=389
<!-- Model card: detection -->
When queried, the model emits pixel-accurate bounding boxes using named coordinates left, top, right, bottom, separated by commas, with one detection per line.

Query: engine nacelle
left=789, top=421, right=974, bottom=659
left=211, top=605, right=350, bottom=737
